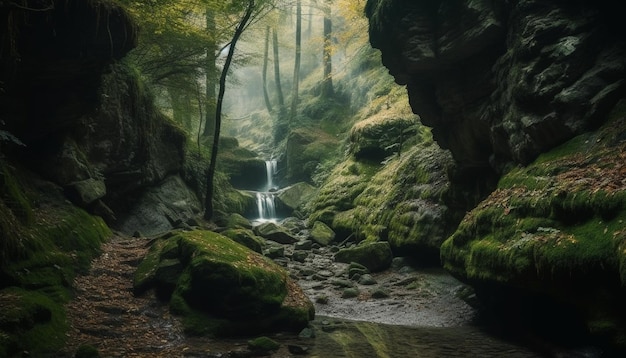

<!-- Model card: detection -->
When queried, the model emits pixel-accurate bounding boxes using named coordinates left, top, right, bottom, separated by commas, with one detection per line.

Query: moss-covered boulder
left=334, top=242, right=393, bottom=272
left=133, top=230, right=314, bottom=337
left=275, top=182, right=317, bottom=216
left=225, top=213, right=253, bottom=229
left=348, top=109, right=418, bottom=161
left=220, top=228, right=265, bottom=253
left=441, top=102, right=626, bottom=349
left=254, top=222, right=298, bottom=244
left=310, top=221, right=336, bottom=246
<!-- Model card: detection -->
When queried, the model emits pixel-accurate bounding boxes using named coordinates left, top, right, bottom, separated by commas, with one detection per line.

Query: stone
left=310, top=221, right=336, bottom=246
left=291, top=250, right=309, bottom=263
left=341, top=288, right=359, bottom=299
left=220, top=228, right=265, bottom=254
left=334, top=242, right=393, bottom=272
left=275, top=182, right=317, bottom=213
left=117, top=175, right=201, bottom=237
left=134, top=230, right=314, bottom=337
left=225, top=213, right=253, bottom=230
left=65, top=178, right=106, bottom=206
left=265, top=245, right=285, bottom=259
left=294, top=240, right=313, bottom=250
left=254, top=222, right=298, bottom=244
left=358, top=274, right=377, bottom=286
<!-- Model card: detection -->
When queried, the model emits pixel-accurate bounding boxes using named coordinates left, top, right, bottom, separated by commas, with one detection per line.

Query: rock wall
left=366, top=0, right=626, bottom=173
left=0, top=0, right=196, bottom=233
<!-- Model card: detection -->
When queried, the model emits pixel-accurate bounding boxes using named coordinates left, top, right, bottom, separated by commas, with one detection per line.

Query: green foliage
left=0, top=287, right=68, bottom=357
left=74, top=344, right=101, bottom=358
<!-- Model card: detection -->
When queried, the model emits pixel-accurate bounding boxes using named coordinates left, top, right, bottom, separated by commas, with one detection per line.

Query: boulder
left=220, top=228, right=265, bottom=253
left=254, top=222, right=298, bottom=244
left=133, top=230, right=314, bottom=336
left=117, top=175, right=201, bottom=237
left=334, top=242, right=393, bottom=272
left=275, top=182, right=317, bottom=215
left=65, top=178, right=106, bottom=206
left=310, top=221, right=336, bottom=246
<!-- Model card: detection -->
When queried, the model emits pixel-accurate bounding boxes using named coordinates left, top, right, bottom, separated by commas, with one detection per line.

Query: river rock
left=334, top=242, right=393, bottom=273
left=310, top=221, right=336, bottom=246
left=254, top=222, right=298, bottom=244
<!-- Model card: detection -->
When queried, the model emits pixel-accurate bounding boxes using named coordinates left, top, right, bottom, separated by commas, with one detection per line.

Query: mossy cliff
left=308, top=92, right=460, bottom=262
left=133, top=230, right=314, bottom=337
left=366, top=0, right=626, bottom=350
left=0, top=162, right=111, bottom=357
left=440, top=102, right=626, bottom=348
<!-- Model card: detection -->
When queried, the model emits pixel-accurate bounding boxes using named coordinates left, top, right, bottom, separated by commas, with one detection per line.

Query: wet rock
left=371, top=288, right=390, bottom=299
left=265, top=246, right=285, bottom=259
left=65, top=178, right=106, bottom=206
left=287, top=344, right=309, bottom=355
left=254, top=222, right=298, bottom=244
left=334, top=242, right=393, bottom=272
left=331, top=279, right=354, bottom=288
left=358, top=274, right=377, bottom=286
left=298, top=327, right=316, bottom=338
left=247, top=336, right=279, bottom=355
left=341, top=288, right=359, bottom=299
left=310, top=221, right=336, bottom=246
left=294, top=240, right=313, bottom=250
left=291, top=250, right=309, bottom=263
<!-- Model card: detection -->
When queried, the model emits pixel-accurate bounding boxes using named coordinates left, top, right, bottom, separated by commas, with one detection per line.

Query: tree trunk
left=321, top=0, right=333, bottom=98
left=262, top=25, right=273, bottom=114
left=289, top=0, right=302, bottom=124
left=272, top=27, right=285, bottom=108
left=202, top=8, right=217, bottom=138
left=204, top=0, right=255, bottom=220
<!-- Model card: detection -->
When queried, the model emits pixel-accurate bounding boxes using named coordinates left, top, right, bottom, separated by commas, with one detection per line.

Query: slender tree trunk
left=202, top=9, right=217, bottom=138
left=204, top=0, right=255, bottom=220
left=289, top=0, right=302, bottom=124
left=321, top=0, right=333, bottom=98
left=272, top=28, right=285, bottom=108
left=262, top=25, right=273, bottom=114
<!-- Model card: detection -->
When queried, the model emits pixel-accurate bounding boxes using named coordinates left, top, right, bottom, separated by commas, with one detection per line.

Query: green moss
left=0, top=287, right=68, bottom=357
left=74, top=344, right=101, bottom=358
left=248, top=336, right=280, bottom=352
left=136, top=230, right=313, bottom=337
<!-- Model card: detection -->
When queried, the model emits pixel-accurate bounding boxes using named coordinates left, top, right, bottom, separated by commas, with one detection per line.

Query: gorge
left=1, top=0, right=626, bottom=357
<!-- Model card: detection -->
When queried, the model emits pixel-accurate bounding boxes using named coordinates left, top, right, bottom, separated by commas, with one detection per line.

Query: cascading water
left=254, top=159, right=278, bottom=223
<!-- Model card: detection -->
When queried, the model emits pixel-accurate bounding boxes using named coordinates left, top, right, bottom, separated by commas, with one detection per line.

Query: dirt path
left=61, top=235, right=188, bottom=357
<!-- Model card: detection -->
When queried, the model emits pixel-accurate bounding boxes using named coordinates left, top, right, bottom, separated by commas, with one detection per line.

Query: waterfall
left=264, top=159, right=278, bottom=191
left=253, top=159, right=279, bottom=223
left=256, top=192, right=277, bottom=222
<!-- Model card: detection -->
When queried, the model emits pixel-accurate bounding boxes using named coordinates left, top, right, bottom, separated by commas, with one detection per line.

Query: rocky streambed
left=59, top=223, right=591, bottom=357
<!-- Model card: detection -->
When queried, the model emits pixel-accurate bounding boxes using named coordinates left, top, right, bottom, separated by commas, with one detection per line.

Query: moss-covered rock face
left=285, top=128, right=340, bottom=183
left=0, top=164, right=111, bottom=357
left=441, top=101, right=626, bottom=348
left=133, top=230, right=314, bottom=337
left=348, top=106, right=419, bottom=161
